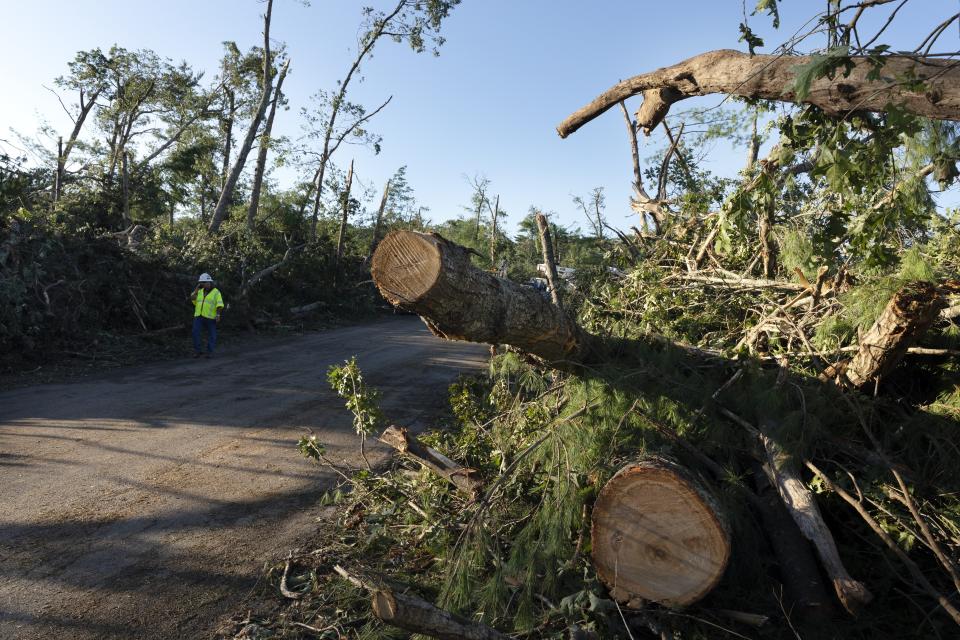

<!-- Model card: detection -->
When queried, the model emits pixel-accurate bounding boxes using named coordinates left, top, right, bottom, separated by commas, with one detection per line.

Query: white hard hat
left=198, top=273, right=213, bottom=283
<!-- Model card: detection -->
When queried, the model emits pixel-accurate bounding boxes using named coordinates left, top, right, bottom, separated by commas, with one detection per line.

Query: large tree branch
left=557, top=49, right=960, bottom=139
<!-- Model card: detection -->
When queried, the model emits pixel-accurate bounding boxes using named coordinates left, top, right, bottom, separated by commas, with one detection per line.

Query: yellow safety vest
left=193, top=288, right=224, bottom=319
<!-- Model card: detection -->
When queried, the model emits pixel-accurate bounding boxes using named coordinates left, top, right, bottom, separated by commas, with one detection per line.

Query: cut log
left=842, top=281, right=946, bottom=388
left=371, top=589, right=510, bottom=640
left=379, top=425, right=482, bottom=499
left=371, top=230, right=596, bottom=363
left=590, top=457, right=730, bottom=608
left=557, top=50, right=960, bottom=139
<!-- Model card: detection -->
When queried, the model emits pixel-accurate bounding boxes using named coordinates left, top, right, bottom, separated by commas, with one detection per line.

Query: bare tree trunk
left=334, top=159, right=354, bottom=270
left=247, top=58, right=290, bottom=231
left=535, top=212, right=562, bottom=307
left=488, top=194, right=499, bottom=265
left=368, top=178, right=391, bottom=257
left=208, top=0, right=274, bottom=234
left=372, top=230, right=595, bottom=363
left=558, top=50, right=960, bottom=139
left=53, top=137, right=63, bottom=203
left=55, top=87, right=100, bottom=203
left=619, top=102, right=663, bottom=234
left=121, top=151, right=131, bottom=227
left=221, top=89, right=235, bottom=190
left=758, top=423, right=872, bottom=614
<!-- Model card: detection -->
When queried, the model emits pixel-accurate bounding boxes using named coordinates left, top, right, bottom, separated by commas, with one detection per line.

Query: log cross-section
left=591, top=457, right=731, bottom=608
left=372, top=230, right=596, bottom=363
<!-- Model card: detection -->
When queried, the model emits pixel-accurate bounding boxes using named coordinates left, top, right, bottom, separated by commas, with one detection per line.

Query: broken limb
left=557, top=49, right=960, bottom=139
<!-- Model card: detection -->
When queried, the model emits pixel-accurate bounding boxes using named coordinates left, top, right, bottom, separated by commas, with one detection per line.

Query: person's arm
left=215, top=292, right=224, bottom=322
left=188, top=285, right=200, bottom=303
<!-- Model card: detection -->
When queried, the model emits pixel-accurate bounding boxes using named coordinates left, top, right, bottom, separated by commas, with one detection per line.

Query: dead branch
left=380, top=425, right=482, bottom=499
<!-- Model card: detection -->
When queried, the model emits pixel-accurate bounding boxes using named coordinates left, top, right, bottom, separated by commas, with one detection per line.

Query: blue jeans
left=192, top=316, right=217, bottom=354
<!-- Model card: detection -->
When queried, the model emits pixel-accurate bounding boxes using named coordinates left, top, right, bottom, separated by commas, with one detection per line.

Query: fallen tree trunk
left=557, top=49, right=960, bottom=139
left=590, top=457, right=731, bottom=608
left=371, top=230, right=597, bottom=363
left=380, top=425, right=482, bottom=499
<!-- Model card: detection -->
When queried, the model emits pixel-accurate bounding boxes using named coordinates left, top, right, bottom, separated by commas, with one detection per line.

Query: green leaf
left=738, top=23, right=765, bottom=55
left=791, top=46, right=851, bottom=101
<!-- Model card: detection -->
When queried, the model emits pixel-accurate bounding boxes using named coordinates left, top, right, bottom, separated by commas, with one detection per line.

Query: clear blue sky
left=0, top=1, right=952, bottom=233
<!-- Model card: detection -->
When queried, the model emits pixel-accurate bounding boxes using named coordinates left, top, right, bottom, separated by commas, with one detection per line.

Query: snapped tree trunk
left=558, top=50, right=960, bottom=139
left=208, top=0, right=274, bottom=234
left=535, top=212, right=563, bottom=307
left=334, top=159, right=354, bottom=270
left=371, top=230, right=596, bottom=364
left=840, top=281, right=946, bottom=388
left=368, top=178, right=391, bottom=258
left=247, top=58, right=291, bottom=231
left=590, top=456, right=731, bottom=608
left=488, top=194, right=499, bottom=265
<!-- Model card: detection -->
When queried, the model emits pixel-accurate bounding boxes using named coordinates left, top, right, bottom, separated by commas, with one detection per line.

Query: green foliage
left=328, top=357, right=385, bottom=438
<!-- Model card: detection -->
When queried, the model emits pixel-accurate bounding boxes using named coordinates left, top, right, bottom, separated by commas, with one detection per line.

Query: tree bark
left=371, top=230, right=596, bottom=364
left=557, top=50, right=960, bottom=139
left=591, top=456, right=730, bottom=608
left=208, top=0, right=274, bottom=234
left=380, top=425, right=482, bottom=499
left=840, top=281, right=946, bottom=388
left=758, top=207, right=776, bottom=278
left=368, top=178, right=391, bottom=258
left=247, top=58, right=290, bottom=232
left=334, top=159, right=354, bottom=270
left=535, top=212, right=562, bottom=307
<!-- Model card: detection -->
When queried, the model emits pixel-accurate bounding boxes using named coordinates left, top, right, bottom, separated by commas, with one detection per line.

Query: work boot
left=193, top=352, right=202, bottom=359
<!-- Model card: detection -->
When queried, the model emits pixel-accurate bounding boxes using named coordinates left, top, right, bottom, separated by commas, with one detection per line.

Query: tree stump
left=591, top=457, right=730, bottom=608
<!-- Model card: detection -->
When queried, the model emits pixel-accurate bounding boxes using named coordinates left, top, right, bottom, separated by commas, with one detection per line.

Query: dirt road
left=0, top=317, right=487, bottom=639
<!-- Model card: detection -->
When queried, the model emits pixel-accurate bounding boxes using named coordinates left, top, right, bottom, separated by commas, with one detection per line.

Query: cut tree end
left=591, top=457, right=731, bottom=608
left=371, top=231, right=443, bottom=306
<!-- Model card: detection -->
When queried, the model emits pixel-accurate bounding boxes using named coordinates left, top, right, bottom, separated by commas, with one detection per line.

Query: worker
left=189, top=273, right=224, bottom=358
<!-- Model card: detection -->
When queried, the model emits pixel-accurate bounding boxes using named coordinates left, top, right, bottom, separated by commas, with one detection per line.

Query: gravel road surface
left=0, top=317, right=487, bottom=639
